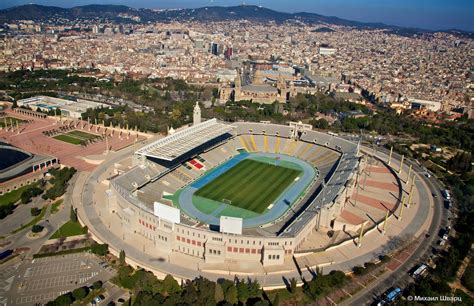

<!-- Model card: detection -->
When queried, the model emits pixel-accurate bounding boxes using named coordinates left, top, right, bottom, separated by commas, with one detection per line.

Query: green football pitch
left=194, top=159, right=301, bottom=214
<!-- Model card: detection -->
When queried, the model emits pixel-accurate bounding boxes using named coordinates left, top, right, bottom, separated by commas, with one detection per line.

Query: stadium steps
left=242, top=135, right=255, bottom=151
left=162, top=174, right=186, bottom=189
left=181, top=165, right=200, bottom=178
left=288, top=140, right=301, bottom=156
left=218, top=146, right=234, bottom=161
left=301, top=143, right=318, bottom=161
left=312, top=150, right=339, bottom=167
left=171, top=168, right=193, bottom=184
left=225, top=138, right=239, bottom=153
left=267, top=136, right=277, bottom=153
left=249, top=135, right=259, bottom=151
left=137, top=188, right=162, bottom=206
left=263, top=135, right=269, bottom=152
left=274, top=137, right=281, bottom=153
left=238, top=136, right=251, bottom=152
left=318, top=154, right=340, bottom=168
left=296, top=142, right=312, bottom=158
left=200, top=152, right=217, bottom=167
left=308, top=146, right=320, bottom=162
left=283, top=138, right=297, bottom=155
left=203, top=148, right=230, bottom=166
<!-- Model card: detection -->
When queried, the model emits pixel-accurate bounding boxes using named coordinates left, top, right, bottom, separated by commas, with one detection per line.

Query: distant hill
left=0, top=4, right=472, bottom=38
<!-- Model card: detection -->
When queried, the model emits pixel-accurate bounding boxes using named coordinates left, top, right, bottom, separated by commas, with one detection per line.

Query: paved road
left=0, top=196, right=45, bottom=237
left=100, top=282, right=129, bottom=306
left=0, top=173, right=114, bottom=306
left=1, top=174, right=77, bottom=253
left=343, top=147, right=447, bottom=305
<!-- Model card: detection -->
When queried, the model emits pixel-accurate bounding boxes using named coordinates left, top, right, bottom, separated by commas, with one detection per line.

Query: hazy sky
left=1, top=0, right=473, bottom=31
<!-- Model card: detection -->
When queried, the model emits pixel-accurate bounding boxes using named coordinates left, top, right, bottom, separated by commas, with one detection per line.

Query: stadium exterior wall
left=108, top=122, right=358, bottom=267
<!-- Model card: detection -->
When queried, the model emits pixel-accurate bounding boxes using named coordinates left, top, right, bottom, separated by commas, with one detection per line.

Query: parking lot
left=2, top=252, right=115, bottom=305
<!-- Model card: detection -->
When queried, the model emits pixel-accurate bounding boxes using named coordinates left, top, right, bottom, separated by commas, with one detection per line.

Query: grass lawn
left=50, top=199, right=63, bottom=214
left=53, top=134, right=83, bottom=145
left=49, top=221, right=88, bottom=239
left=0, top=117, right=25, bottom=128
left=195, top=159, right=301, bottom=214
left=52, top=130, right=99, bottom=145
left=219, top=204, right=259, bottom=219
left=0, top=183, right=39, bottom=206
left=67, top=130, right=99, bottom=140
left=251, top=156, right=303, bottom=170
left=192, top=196, right=221, bottom=214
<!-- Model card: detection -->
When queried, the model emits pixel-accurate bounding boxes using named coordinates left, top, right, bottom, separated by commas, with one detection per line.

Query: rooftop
left=135, top=119, right=234, bottom=161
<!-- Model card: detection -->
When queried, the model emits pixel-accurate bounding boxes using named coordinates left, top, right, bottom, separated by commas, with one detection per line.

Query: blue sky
left=1, top=0, right=473, bottom=31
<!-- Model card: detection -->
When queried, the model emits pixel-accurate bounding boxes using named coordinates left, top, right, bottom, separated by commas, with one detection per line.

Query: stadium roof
left=135, top=119, right=234, bottom=161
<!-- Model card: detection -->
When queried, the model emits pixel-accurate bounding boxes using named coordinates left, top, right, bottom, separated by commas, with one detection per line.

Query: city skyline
left=0, top=0, right=473, bottom=31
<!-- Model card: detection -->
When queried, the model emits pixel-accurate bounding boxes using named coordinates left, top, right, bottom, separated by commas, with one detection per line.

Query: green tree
left=91, top=243, right=108, bottom=256
left=247, top=279, right=261, bottom=299
left=31, top=224, right=44, bottom=233
left=0, top=202, right=15, bottom=219
left=237, top=280, right=249, bottom=304
left=48, top=292, right=74, bottom=306
left=162, top=274, right=180, bottom=295
left=119, top=249, right=126, bottom=265
left=214, top=281, right=225, bottom=303
left=462, top=263, right=474, bottom=291
left=30, top=207, right=41, bottom=216
left=72, top=287, right=88, bottom=300
left=447, top=152, right=472, bottom=172
left=92, top=280, right=103, bottom=290
left=70, top=206, right=77, bottom=223
left=134, top=291, right=161, bottom=306
left=21, top=187, right=43, bottom=204
left=182, top=281, right=198, bottom=305
left=353, top=266, right=366, bottom=275
left=225, top=284, right=238, bottom=305
left=290, top=277, right=297, bottom=294
left=273, top=293, right=280, bottom=306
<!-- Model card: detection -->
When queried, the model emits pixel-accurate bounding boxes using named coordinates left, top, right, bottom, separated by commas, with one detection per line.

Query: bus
left=0, top=249, right=13, bottom=261
left=384, top=287, right=402, bottom=303
left=411, top=264, right=428, bottom=279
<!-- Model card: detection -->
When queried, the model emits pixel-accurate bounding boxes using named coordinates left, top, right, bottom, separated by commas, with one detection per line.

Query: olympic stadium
left=107, top=117, right=360, bottom=266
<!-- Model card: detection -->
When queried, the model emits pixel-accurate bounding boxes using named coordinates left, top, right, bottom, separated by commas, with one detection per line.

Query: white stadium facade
left=107, top=119, right=359, bottom=267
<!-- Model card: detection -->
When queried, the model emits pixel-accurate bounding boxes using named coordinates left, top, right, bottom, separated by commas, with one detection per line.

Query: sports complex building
left=108, top=119, right=359, bottom=266
left=0, top=141, right=57, bottom=195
